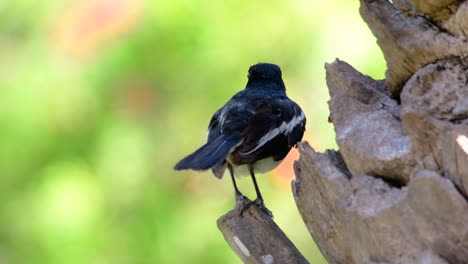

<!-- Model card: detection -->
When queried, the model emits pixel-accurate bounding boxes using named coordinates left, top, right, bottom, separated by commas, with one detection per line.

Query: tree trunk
left=219, top=0, right=468, bottom=263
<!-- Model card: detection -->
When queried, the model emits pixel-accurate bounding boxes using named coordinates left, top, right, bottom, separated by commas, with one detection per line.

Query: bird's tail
left=174, top=135, right=240, bottom=171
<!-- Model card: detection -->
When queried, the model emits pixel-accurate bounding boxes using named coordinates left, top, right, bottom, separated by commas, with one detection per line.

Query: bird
left=174, top=63, right=306, bottom=217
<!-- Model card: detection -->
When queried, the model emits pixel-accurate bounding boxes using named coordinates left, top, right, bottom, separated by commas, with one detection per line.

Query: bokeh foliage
left=0, top=0, right=385, bottom=263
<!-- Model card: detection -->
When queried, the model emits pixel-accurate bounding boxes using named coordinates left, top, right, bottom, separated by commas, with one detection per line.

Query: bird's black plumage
left=174, top=63, right=306, bottom=217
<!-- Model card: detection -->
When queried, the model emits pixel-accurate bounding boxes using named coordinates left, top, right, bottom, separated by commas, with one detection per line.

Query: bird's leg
left=228, top=163, right=243, bottom=199
left=228, top=164, right=253, bottom=216
left=240, top=165, right=273, bottom=218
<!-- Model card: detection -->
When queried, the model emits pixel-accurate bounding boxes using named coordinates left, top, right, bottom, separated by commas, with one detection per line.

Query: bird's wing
left=176, top=105, right=248, bottom=172
left=206, top=101, right=253, bottom=178
left=238, top=97, right=306, bottom=155
left=208, top=101, right=254, bottom=141
left=207, top=107, right=222, bottom=143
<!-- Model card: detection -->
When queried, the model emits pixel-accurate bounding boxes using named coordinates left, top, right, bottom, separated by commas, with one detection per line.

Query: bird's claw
left=239, top=200, right=256, bottom=217
left=257, top=201, right=273, bottom=218
left=239, top=198, right=273, bottom=218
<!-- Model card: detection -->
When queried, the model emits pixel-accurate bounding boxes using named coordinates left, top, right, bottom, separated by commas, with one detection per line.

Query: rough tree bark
left=218, top=0, right=468, bottom=263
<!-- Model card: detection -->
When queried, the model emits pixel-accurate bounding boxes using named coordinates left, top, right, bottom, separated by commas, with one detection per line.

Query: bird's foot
left=257, top=200, right=273, bottom=218
left=239, top=198, right=273, bottom=218
left=235, top=191, right=246, bottom=206
left=234, top=191, right=251, bottom=214
left=239, top=200, right=255, bottom=217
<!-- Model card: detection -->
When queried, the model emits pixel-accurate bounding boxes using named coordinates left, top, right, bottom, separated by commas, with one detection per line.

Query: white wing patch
left=240, top=110, right=305, bottom=155
left=218, top=101, right=246, bottom=125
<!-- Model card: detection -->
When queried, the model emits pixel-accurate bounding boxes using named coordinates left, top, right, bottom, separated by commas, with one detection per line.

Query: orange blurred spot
left=53, top=0, right=140, bottom=57
left=271, top=133, right=316, bottom=189
left=114, top=78, right=157, bottom=119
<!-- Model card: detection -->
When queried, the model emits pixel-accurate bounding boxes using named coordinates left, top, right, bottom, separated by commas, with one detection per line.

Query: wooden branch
left=218, top=1, right=468, bottom=263
left=217, top=197, right=309, bottom=264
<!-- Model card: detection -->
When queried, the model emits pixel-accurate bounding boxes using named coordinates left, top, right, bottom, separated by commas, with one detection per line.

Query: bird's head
left=247, top=63, right=285, bottom=90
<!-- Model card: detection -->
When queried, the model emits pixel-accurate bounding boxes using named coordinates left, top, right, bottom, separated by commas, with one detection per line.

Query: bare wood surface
left=217, top=197, right=309, bottom=264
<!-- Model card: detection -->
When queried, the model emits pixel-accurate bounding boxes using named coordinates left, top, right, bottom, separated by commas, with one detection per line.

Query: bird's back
left=207, top=88, right=305, bottom=177
left=176, top=63, right=305, bottom=179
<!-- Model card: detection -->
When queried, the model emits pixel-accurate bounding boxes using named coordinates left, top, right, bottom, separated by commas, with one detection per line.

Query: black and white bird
left=174, top=63, right=306, bottom=217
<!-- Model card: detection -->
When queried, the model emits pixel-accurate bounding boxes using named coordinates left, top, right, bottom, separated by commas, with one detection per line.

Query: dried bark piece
left=370, top=250, right=448, bottom=264
left=359, top=0, right=468, bottom=95
left=408, top=170, right=468, bottom=263
left=292, top=142, right=352, bottom=264
left=401, top=112, right=446, bottom=171
left=326, top=60, right=414, bottom=183
left=441, top=131, right=468, bottom=197
left=392, top=0, right=418, bottom=14
left=408, top=0, right=461, bottom=21
left=326, top=59, right=398, bottom=117
left=401, top=58, right=468, bottom=124
left=443, top=1, right=468, bottom=39
left=401, top=58, right=468, bottom=186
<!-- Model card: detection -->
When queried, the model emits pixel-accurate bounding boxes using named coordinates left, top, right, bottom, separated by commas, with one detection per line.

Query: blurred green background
left=0, top=0, right=385, bottom=263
